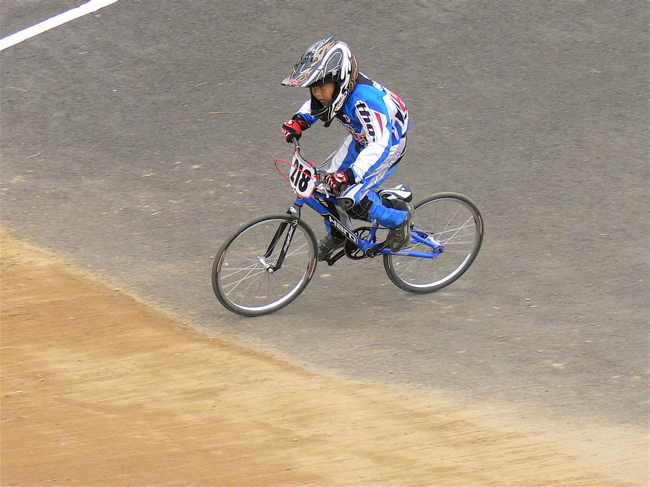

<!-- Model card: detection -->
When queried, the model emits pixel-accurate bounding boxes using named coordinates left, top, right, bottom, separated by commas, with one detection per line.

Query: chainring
left=344, top=226, right=375, bottom=260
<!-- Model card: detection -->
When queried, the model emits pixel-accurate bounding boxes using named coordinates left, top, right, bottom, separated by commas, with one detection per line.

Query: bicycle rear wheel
left=212, top=214, right=318, bottom=316
left=383, top=192, right=483, bottom=293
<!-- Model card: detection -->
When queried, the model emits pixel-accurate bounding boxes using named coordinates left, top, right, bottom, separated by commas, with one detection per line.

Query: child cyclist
left=281, top=36, right=412, bottom=261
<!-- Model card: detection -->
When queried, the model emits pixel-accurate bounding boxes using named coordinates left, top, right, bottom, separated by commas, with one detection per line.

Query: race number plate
left=289, top=153, right=316, bottom=198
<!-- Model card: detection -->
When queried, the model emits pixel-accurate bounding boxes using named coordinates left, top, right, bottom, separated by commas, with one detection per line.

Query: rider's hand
left=325, top=168, right=355, bottom=190
left=282, top=116, right=310, bottom=143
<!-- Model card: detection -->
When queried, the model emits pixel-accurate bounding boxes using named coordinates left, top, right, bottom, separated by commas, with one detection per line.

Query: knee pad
left=347, top=195, right=374, bottom=220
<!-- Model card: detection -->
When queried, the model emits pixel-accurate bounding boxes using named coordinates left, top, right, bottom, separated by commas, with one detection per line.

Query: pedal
left=325, top=249, right=346, bottom=266
left=365, top=241, right=389, bottom=258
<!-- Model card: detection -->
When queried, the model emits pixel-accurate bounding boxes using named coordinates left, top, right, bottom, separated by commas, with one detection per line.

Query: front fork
left=262, top=204, right=302, bottom=273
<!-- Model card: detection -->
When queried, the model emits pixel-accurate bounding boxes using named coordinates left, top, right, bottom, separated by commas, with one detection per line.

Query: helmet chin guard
left=282, top=36, right=359, bottom=123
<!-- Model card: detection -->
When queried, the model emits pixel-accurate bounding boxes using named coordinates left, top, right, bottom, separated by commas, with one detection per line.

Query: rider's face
left=310, top=81, right=336, bottom=105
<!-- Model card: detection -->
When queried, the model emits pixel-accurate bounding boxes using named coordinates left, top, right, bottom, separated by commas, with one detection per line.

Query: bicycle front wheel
left=383, top=193, right=483, bottom=293
left=212, top=214, right=318, bottom=316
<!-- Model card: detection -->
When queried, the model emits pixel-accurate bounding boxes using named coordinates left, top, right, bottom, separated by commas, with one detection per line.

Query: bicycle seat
left=377, top=184, right=413, bottom=203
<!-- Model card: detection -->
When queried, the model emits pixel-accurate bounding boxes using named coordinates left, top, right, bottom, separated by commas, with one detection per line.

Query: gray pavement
left=2, top=0, right=648, bottom=432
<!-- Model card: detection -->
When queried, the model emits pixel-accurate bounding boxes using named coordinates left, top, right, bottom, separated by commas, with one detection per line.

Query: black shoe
left=318, top=233, right=345, bottom=261
left=387, top=203, right=413, bottom=252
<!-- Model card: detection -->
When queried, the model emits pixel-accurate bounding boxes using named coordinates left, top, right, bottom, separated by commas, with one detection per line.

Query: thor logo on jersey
left=346, top=101, right=386, bottom=145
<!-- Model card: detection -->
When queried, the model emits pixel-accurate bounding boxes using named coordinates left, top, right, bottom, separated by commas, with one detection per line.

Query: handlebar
left=279, top=137, right=334, bottom=197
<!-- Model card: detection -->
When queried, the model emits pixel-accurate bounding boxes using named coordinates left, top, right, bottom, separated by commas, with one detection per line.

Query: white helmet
left=282, top=36, right=359, bottom=124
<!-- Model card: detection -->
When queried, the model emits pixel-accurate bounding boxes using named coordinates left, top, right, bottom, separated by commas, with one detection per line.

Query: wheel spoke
left=384, top=194, right=483, bottom=293
left=222, top=266, right=267, bottom=296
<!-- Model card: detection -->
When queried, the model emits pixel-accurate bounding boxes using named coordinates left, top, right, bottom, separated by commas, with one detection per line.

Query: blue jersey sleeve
left=295, top=100, right=319, bottom=126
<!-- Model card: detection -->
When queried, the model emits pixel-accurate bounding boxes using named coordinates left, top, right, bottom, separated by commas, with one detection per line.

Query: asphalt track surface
left=2, top=0, right=648, bottom=442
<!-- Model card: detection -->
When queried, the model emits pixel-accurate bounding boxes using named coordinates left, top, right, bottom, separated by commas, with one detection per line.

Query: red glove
left=282, top=117, right=310, bottom=143
left=326, top=169, right=355, bottom=190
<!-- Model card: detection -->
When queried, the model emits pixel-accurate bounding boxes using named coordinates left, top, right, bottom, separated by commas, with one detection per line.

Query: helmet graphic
left=282, top=36, right=359, bottom=124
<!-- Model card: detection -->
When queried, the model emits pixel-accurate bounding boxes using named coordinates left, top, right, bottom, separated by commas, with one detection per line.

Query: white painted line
left=0, top=0, right=119, bottom=52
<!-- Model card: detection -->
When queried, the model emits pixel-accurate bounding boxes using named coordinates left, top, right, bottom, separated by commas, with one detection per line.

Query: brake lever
left=315, top=171, right=333, bottom=197
left=315, top=181, right=331, bottom=197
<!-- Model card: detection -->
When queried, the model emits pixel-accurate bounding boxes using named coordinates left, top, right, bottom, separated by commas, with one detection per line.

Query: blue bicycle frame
left=214, top=141, right=483, bottom=316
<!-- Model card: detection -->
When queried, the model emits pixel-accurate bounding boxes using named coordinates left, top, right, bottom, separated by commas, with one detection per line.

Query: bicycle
left=212, top=140, right=484, bottom=317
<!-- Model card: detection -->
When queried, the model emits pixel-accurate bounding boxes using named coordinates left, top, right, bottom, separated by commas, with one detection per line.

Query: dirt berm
left=2, top=232, right=646, bottom=486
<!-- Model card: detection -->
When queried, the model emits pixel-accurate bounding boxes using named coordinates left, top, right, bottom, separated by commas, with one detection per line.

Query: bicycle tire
left=212, top=214, right=318, bottom=316
left=383, top=192, right=483, bottom=293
